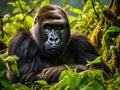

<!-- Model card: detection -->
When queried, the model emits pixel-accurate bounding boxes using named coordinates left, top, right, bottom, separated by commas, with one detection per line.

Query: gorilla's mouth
left=43, top=45, right=63, bottom=56
left=47, top=47, right=60, bottom=54
left=45, top=45, right=60, bottom=50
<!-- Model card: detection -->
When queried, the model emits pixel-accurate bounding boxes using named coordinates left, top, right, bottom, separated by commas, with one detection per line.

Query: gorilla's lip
left=45, top=45, right=61, bottom=51
left=45, top=46, right=61, bottom=55
left=46, top=46, right=59, bottom=50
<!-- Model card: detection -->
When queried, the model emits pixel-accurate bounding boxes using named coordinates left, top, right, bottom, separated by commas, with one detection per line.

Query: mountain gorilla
left=7, top=5, right=110, bottom=84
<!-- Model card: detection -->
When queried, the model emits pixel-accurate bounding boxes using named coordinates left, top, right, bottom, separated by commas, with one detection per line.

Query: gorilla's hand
left=36, top=65, right=87, bottom=84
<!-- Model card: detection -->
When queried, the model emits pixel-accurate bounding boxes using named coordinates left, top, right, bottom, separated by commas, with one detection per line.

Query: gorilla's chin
left=40, top=45, right=63, bottom=58
left=44, top=48, right=62, bottom=58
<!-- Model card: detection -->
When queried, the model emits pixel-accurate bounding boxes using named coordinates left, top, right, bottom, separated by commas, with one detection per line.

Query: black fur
left=7, top=5, right=110, bottom=84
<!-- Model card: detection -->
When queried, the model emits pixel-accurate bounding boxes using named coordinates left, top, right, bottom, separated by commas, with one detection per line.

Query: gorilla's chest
left=46, top=51, right=75, bottom=66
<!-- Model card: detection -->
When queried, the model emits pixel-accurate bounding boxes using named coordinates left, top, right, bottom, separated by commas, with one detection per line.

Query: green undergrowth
left=0, top=55, right=120, bottom=90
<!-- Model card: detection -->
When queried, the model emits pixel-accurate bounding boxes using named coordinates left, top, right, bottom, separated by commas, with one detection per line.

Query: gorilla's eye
left=56, top=29, right=64, bottom=34
left=44, top=23, right=52, bottom=30
left=57, top=26, right=62, bottom=30
left=60, top=30, right=64, bottom=33
left=54, top=24, right=64, bottom=34
left=57, top=24, right=64, bottom=30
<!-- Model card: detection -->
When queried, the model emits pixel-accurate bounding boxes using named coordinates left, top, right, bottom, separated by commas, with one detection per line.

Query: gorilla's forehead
left=37, top=5, right=65, bottom=15
left=48, top=10, right=58, bottom=13
left=41, top=11, right=63, bottom=19
left=42, top=19, right=65, bottom=25
left=36, top=11, right=66, bottom=25
left=37, top=10, right=64, bottom=20
left=35, top=5, right=67, bottom=20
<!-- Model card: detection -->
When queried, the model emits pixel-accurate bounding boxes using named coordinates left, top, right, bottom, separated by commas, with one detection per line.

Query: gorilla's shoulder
left=13, top=28, right=31, bottom=38
left=70, top=30, right=90, bottom=44
left=69, top=30, right=98, bottom=56
left=8, top=28, right=39, bottom=58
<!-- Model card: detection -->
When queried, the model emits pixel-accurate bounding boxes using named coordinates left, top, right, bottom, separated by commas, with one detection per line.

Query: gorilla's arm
left=7, top=29, right=42, bottom=83
left=21, top=64, right=87, bottom=84
left=69, top=31, right=110, bottom=73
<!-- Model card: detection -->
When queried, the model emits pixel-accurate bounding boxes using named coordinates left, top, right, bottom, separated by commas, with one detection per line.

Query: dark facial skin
left=30, top=5, right=70, bottom=57
left=43, top=22, right=65, bottom=55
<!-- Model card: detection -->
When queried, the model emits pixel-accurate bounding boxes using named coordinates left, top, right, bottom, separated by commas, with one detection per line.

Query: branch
left=18, top=0, right=24, bottom=15
left=91, top=0, right=99, bottom=18
left=0, top=48, right=7, bottom=53
left=0, top=16, right=4, bottom=38
left=0, top=26, right=10, bottom=37
left=21, top=7, right=35, bottom=21
left=21, top=0, right=41, bottom=21
left=109, top=0, right=114, bottom=9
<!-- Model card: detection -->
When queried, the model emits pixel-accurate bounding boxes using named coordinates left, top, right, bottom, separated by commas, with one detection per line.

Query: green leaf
left=83, top=0, right=92, bottom=12
left=0, top=69, right=7, bottom=78
left=34, top=80, right=48, bottom=85
left=69, top=17, right=77, bottom=29
left=4, top=55, right=19, bottom=63
left=7, top=2, right=16, bottom=7
left=40, top=0, right=49, bottom=6
left=13, top=8, right=21, bottom=14
left=107, top=26, right=120, bottom=33
left=91, top=80, right=104, bottom=90
left=86, top=56, right=101, bottom=67
left=69, top=7, right=82, bottom=14
left=19, top=0, right=26, bottom=5
left=109, top=73, right=120, bottom=85
left=4, top=55, right=20, bottom=76
left=0, top=79, right=12, bottom=90
left=12, top=83, right=29, bottom=90
left=0, top=59, right=7, bottom=77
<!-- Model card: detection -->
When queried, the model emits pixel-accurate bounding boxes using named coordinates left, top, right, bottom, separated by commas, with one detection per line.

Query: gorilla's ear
left=33, top=16, right=40, bottom=25
left=30, top=16, right=40, bottom=38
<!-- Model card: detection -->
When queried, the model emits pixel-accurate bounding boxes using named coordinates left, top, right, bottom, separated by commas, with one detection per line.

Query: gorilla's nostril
left=49, top=37, right=54, bottom=41
left=55, top=38, right=59, bottom=41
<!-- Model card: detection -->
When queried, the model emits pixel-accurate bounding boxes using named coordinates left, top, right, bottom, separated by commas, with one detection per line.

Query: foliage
left=0, top=0, right=120, bottom=90
left=68, top=0, right=103, bottom=34
left=86, top=56, right=101, bottom=68
left=107, top=26, right=120, bottom=33
left=51, top=65, right=105, bottom=90
left=1, top=55, right=120, bottom=90
left=1, top=0, right=34, bottom=45
left=0, top=54, right=12, bottom=90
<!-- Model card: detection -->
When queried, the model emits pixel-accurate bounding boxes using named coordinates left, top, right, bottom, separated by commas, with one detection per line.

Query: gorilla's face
left=30, top=5, right=70, bottom=58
